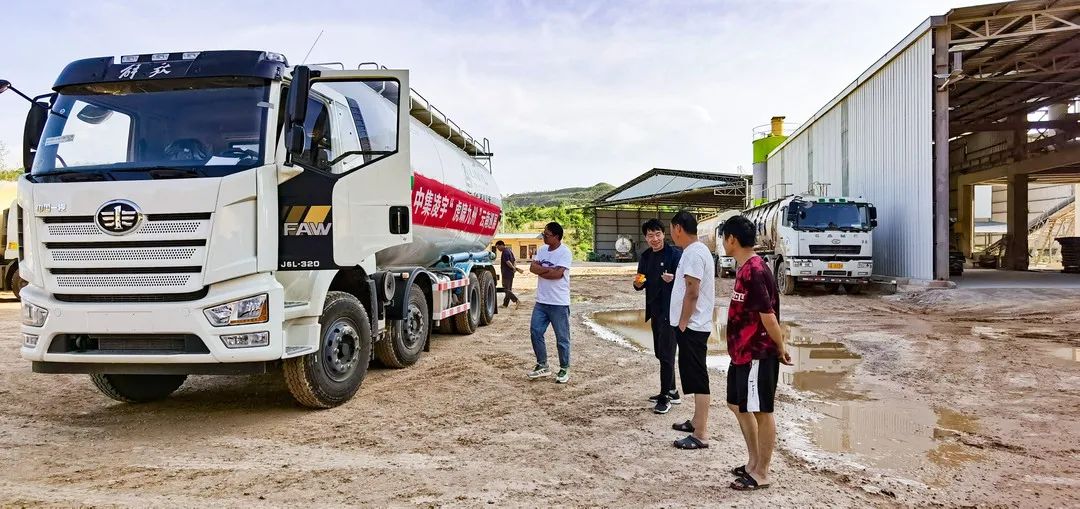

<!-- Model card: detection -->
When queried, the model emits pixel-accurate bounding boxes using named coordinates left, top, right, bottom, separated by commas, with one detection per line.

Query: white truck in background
left=5, top=51, right=504, bottom=408
left=743, top=194, right=877, bottom=295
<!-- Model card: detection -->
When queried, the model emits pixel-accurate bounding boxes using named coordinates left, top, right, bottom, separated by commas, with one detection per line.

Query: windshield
left=792, top=202, right=871, bottom=231
left=32, top=77, right=270, bottom=181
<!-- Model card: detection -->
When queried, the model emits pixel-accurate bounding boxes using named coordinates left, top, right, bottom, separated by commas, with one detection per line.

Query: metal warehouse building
left=588, top=168, right=747, bottom=260
left=763, top=0, right=1080, bottom=280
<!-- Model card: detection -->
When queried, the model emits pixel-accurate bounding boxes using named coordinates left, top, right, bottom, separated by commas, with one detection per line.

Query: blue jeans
left=530, top=303, right=571, bottom=369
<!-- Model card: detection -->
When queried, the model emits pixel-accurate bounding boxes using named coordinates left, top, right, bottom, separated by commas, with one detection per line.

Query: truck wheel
left=90, top=374, right=187, bottom=403
left=844, top=284, right=863, bottom=295
left=10, top=276, right=24, bottom=301
left=374, top=288, right=429, bottom=368
left=478, top=270, right=496, bottom=326
left=453, top=272, right=481, bottom=335
left=284, top=291, right=372, bottom=408
left=776, top=262, right=797, bottom=296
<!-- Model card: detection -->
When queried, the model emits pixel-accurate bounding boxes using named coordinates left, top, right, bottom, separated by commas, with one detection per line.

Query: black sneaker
left=649, top=391, right=682, bottom=405
left=653, top=396, right=672, bottom=414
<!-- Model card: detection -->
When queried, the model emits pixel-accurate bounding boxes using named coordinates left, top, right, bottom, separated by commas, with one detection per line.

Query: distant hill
left=503, top=183, right=615, bottom=208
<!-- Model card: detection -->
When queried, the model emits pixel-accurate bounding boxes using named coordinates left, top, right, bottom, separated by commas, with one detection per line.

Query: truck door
left=278, top=68, right=411, bottom=270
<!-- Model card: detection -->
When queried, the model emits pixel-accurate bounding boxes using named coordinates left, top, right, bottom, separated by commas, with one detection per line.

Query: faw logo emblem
left=282, top=205, right=332, bottom=236
left=96, top=200, right=143, bottom=235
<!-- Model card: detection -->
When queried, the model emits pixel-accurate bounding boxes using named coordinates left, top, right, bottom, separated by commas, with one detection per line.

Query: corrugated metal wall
left=766, top=31, right=934, bottom=280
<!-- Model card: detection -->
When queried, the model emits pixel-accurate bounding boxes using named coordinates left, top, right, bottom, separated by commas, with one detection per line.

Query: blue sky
left=0, top=0, right=988, bottom=193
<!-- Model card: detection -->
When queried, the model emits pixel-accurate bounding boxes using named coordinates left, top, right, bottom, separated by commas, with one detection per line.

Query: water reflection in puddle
left=590, top=308, right=982, bottom=472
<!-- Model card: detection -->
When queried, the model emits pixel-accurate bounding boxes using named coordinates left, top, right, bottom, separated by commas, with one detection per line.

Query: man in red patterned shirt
left=721, top=215, right=792, bottom=491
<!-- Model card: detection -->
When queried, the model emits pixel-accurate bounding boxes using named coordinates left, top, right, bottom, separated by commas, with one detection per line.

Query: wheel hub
left=403, top=304, right=424, bottom=348
left=323, top=319, right=359, bottom=381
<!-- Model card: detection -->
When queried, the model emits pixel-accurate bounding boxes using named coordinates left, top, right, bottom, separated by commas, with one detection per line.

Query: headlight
left=204, top=294, right=269, bottom=327
left=791, top=259, right=812, bottom=268
left=858, top=261, right=873, bottom=268
left=21, top=302, right=48, bottom=327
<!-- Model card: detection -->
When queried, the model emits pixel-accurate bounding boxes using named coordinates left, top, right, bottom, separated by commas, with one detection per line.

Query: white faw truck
left=5, top=51, right=504, bottom=407
left=743, top=194, right=877, bottom=295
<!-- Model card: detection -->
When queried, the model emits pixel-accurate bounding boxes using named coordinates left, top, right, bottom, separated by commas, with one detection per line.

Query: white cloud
left=0, top=0, right=989, bottom=192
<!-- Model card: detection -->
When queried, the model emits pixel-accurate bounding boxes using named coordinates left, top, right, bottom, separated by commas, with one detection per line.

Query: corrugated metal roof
left=590, top=168, right=748, bottom=209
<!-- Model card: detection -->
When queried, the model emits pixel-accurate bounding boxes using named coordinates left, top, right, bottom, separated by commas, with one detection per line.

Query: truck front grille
left=39, top=215, right=210, bottom=294
left=55, top=274, right=193, bottom=288
left=47, top=334, right=209, bottom=354
left=809, top=245, right=862, bottom=255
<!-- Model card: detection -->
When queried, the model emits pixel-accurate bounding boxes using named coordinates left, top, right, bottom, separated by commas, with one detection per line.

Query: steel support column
left=1006, top=173, right=1030, bottom=271
left=933, top=26, right=952, bottom=280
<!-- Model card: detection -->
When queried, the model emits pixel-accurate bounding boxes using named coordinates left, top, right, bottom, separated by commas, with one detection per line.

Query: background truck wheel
left=844, top=284, right=863, bottom=295
left=90, top=374, right=187, bottom=403
left=453, top=272, right=481, bottom=335
left=776, top=262, right=797, bottom=296
left=6, top=262, right=24, bottom=301
left=824, top=283, right=841, bottom=294
left=375, top=288, right=429, bottom=368
left=478, top=270, right=496, bottom=326
left=284, top=291, right=372, bottom=408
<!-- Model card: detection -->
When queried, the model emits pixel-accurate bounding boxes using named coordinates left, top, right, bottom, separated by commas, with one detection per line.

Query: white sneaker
left=527, top=364, right=550, bottom=379
left=555, top=368, right=570, bottom=384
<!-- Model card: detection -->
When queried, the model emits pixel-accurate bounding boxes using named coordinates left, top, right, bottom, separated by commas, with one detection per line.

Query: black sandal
left=731, top=465, right=747, bottom=477
left=730, top=474, right=770, bottom=491
left=673, top=435, right=709, bottom=449
left=671, top=420, right=695, bottom=433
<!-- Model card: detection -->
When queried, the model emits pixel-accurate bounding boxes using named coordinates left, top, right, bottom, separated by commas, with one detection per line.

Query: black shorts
left=674, top=327, right=710, bottom=395
left=726, top=356, right=780, bottom=413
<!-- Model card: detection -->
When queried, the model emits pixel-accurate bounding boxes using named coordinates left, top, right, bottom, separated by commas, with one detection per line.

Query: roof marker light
left=265, top=52, right=286, bottom=63
left=152, top=53, right=169, bottom=61
left=120, top=55, right=139, bottom=63
left=182, top=52, right=200, bottom=60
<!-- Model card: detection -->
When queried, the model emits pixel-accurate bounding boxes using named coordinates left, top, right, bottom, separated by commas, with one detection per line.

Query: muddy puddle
left=1048, top=346, right=1080, bottom=362
left=591, top=308, right=982, bottom=473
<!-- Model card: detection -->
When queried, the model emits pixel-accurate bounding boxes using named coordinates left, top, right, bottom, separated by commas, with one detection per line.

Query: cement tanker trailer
left=696, top=210, right=740, bottom=277
left=9, top=51, right=502, bottom=408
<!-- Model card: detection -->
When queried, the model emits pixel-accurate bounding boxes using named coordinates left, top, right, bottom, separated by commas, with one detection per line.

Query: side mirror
left=284, top=66, right=311, bottom=157
left=868, top=206, right=877, bottom=220
left=76, top=104, right=113, bottom=124
left=22, top=102, right=49, bottom=171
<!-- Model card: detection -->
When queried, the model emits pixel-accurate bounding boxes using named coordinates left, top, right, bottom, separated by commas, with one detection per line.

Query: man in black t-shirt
left=633, top=219, right=682, bottom=414
left=496, top=241, right=524, bottom=307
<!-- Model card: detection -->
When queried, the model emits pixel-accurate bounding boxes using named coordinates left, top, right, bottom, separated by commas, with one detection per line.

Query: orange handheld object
left=634, top=273, right=647, bottom=284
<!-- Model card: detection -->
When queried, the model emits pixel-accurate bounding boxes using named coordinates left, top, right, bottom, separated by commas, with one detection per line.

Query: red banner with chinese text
left=412, top=173, right=502, bottom=236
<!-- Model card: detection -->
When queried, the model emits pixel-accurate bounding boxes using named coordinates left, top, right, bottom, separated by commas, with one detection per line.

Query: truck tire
left=776, top=261, right=797, bottom=296
left=478, top=270, right=496, bottom=326
left=284, top=291, right=372, bottom=408
left=844, top=284, right=863, bottom=295
left=90, top=374, right=187, bottom=403
left=453, top=272, right=481, bottom=335
left=374, top=288, right=429, bottom=368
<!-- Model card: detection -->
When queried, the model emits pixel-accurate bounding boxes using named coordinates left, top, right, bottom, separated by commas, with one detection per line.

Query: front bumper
left=20, top=272, right=285, bottom=366
left=787, top=258, right=872, bottom=284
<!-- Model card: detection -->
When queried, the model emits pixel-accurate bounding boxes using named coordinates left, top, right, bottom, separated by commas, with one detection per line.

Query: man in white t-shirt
left=527, top=221, right=573, bottom=384
left=667, top=210, right=716, bottom=450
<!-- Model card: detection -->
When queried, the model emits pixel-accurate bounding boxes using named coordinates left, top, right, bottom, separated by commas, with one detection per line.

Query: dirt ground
left=0, top=271, right=1078, bottom=508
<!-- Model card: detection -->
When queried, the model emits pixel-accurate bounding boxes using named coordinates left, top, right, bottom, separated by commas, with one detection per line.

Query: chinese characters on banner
left=411, top=173, right=501, bottom=235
